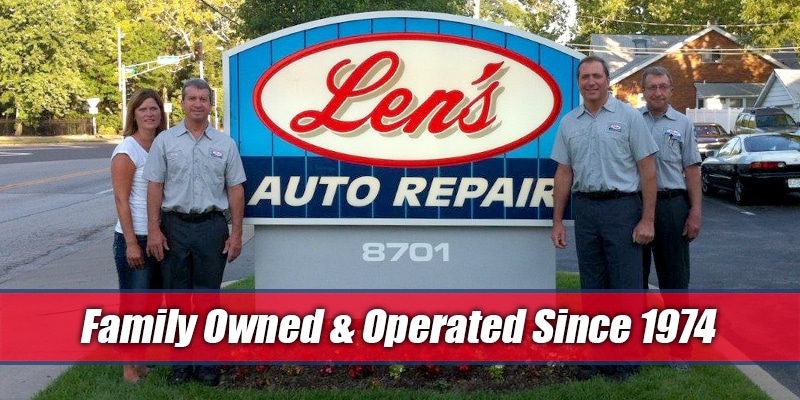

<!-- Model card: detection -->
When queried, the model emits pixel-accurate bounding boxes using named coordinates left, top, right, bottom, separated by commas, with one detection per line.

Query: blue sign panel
left=224, top=11, right=583, bottom=224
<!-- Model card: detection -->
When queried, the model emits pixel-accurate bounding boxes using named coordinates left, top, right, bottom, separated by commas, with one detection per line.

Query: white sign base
left=253, top=225, right=555, bottom=290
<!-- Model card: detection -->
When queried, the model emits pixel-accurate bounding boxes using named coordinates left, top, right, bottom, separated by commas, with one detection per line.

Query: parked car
left=732, top=107, right=798, bottom=135
left=701, top=132, right=800, bottom=205
left=693, top=122, right=732, bottom=159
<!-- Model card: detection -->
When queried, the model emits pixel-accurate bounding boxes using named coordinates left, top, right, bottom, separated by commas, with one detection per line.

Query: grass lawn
left=32, top=273, right=770, bottom=400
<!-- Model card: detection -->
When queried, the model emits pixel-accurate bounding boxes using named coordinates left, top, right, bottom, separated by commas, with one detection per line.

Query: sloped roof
left=590, top=26, right=791, bottom=84
left=756, top=69, right=800, bottom=105
left=590, top=34, right=685, bottom=79
left=695, top=83, right=764, bottom=98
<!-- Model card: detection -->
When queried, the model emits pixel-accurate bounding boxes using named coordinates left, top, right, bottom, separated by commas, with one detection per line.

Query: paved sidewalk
left=0, top=135, right=122, bottom=146
left=0, top=226, right=254, bottom=400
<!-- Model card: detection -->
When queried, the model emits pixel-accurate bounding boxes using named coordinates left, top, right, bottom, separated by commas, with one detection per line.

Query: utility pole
left=194, top=41, right=204, bottom=80
left=117, top=26, right=126, bottom=132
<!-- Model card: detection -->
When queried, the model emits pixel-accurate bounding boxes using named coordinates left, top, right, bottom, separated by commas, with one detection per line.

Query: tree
left=479, top=0, right=571, bottom=42
left=0, top=0, right=115, bottom=134
left=570, top=0, right=800, bottom=67
left=741, top=0, right=800, bottom=49
left=572, top=0, right=745, bottom=44
left=237, top=0, right=470, bottom=39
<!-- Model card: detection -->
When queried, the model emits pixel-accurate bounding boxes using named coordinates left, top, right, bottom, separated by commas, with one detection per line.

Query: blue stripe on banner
left=306, top=25, right=338, bottom=47
left=473, top=26, right=505, bottom=48
left=438, top=21, right=472, bottom=39
left=472, top=158, right=506, bottom=219
left=237, top=43, right=273, bottom=157
left=406, top=18, right=439, bottom=33
left=339, top=20, right=372, bottom=37
left=372, top=18, right=405, bottom=33
left=228, top=55, right=240, bottom=143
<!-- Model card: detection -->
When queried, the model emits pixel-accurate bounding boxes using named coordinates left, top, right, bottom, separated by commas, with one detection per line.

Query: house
left=754, top=69, right=800, bottom=122
left=590, top=26, right=791, bottom=113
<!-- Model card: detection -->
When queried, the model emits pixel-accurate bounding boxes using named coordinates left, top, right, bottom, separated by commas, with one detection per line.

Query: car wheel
left=701, top=171, right=717, bottom=195
left=734, top=178, right=749, bottom=205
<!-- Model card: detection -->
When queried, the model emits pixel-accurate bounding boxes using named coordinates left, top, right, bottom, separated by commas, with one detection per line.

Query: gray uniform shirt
left=551, top=96, right=658, bottom=193
left=639, top=105, right=702, bottom=190
left=144, top=121, right=247, bottom=214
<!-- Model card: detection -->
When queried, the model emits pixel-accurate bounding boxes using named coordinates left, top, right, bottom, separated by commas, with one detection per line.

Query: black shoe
left=169, top=366, right=192, bottom=386
left=605, top=365, right=640, bottom=382
left=576, top=365, right=599, bottom=380
left=195, top=366, right=220, bottom=387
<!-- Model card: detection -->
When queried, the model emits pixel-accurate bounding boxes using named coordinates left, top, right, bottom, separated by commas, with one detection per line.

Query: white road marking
left=96, top=188, right=113, bottom=195
left=0, top=151, right=32, bottom=157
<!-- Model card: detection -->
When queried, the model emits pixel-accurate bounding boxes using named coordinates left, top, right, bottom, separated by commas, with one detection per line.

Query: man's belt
left=657, top=189, right=687, bottom=200
left=163, top=210, right=223, bottom=222
left=575, top=190, right=640, bottom=200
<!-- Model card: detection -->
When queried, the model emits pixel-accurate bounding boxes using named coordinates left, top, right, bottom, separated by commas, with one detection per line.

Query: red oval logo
left=254, top=33, right=561, bottom=167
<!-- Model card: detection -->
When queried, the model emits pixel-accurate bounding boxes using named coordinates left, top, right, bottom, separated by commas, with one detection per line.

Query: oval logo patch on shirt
left=210, top=149, right=224, bottom=159
left=608, top=123, right=623, bottom=133
left=665, top=129, right=681, bottom=140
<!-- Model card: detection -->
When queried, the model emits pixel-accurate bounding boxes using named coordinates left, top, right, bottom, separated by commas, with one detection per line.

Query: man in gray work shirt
left=639, top=66, right=702, bottom=290
left=550, top=55, right=658, bottom=380
left=144, top=78, right=246, bottom=386
left=550, top=55, right=659, bottom=290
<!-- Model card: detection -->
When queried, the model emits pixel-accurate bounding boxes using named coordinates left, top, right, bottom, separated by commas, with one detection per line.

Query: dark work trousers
left=643, top=195, right=690, bottom=290
left=160, top=212, right=229, bottom=290
left=574, top=195, right=644, bottom=290
left=574, top=195, right=644, bottom=376
left=161, top=211, right=228, bottom=376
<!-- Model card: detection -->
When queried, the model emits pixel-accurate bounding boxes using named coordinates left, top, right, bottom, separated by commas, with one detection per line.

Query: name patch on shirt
left=210, top=149, right=224, bottom=159
left=607, top=123, right=623, bottom=133
left=665, top=129, right=681, bottom=140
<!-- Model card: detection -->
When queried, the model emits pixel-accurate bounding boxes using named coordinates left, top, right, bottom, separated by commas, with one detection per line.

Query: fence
left=685, top=108, right=743, bottom=133
left=0, top=119, right=93, bottom=136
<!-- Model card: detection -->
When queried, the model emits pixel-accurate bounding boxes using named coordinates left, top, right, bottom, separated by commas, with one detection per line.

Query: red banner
left=0, top=292, right=796, bottom=363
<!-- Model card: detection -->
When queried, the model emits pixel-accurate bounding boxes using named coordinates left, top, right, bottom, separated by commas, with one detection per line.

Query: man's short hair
left=182, top=78, right=212, bottom=101
left=640, top=66, right=673, bottom=87
left=576, top=55, right=610, bottom=80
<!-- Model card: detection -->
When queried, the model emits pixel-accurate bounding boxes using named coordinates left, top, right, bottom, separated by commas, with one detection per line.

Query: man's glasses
left=645, top=84, right=672, bottom=92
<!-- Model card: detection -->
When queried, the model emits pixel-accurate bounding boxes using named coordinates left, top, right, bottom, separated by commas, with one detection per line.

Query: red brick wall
left=611, top=31, right=777, bottom=112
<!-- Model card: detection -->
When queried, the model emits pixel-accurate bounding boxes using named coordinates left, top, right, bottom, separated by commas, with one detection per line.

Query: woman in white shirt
left=111, top=88, right=167, bottom=383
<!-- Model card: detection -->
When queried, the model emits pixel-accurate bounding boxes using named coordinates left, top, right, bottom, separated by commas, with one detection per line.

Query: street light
left=87, top=98, right=100, bottom=136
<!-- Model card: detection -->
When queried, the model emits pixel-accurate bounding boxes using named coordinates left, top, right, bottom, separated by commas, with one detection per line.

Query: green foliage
left=572, top=0, right=800, bottom=50
left=480, top=0, right=571, bottom=41
left=0, top=0, right=114, bottom=126
left=237, top=0, right=470, bottom=39
left=0, top=0, right=240, bottom=133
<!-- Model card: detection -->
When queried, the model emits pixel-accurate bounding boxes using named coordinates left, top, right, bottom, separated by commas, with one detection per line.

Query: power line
left=570, top=44, right=800, bottom=55
left=578, top=15, right=797, bottom=29
left=198, top=0, right=240, bottom=26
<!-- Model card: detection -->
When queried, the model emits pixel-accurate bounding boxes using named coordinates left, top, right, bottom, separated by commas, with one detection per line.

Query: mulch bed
left=220, top=364, right=585, bottom=392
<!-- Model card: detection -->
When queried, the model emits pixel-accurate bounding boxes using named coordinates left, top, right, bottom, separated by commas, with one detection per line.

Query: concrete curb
left=0, top=135, right=122, bottom=145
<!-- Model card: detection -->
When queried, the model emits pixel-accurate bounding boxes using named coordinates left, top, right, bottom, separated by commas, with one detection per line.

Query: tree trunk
left=14, top=107, right=22, bottom=136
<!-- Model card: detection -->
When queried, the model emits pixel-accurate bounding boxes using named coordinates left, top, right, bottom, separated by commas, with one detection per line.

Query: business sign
left=224, top=12, right=583, bottom=289
left=254, top=33, right=560, bottom=168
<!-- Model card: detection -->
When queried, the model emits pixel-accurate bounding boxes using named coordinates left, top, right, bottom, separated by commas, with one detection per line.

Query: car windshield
left=755, top=114, right=797, bottom=128
left=694, top=125, right=723, bottom=137
left=744, top=134, right=800, bottom=152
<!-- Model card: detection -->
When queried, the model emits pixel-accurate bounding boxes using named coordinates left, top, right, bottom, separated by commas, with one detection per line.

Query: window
left=718, top=138, right=738, bottom=156
left=711, top=47, right=722, bottom=63
left=701, top=46, right=723, bottom=63
left=632, top=38, right=648, bottom=55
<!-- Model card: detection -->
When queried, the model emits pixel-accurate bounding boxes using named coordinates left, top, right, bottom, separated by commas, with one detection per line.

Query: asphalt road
left=1, top=143, right=799, bottom=398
